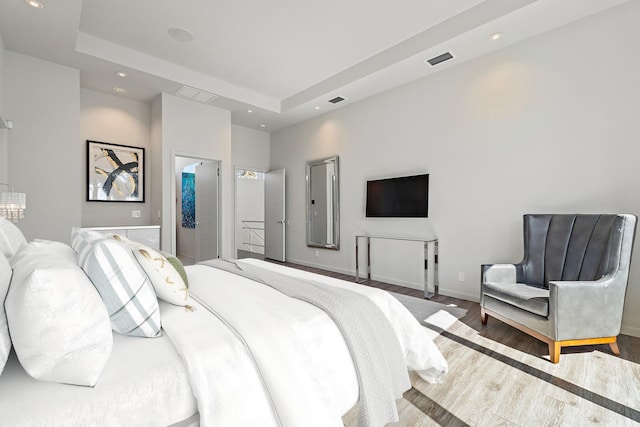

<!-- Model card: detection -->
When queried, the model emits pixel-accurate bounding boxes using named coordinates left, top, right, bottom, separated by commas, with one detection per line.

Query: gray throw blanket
left=201, top=259, right=410, bottom=427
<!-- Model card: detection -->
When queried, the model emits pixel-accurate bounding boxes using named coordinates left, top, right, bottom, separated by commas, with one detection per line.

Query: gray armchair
left=481, top=214, right=636, bottom=363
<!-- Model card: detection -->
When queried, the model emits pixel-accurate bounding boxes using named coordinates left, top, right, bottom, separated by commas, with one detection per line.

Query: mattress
left=0, top=332, right=198, bottom=427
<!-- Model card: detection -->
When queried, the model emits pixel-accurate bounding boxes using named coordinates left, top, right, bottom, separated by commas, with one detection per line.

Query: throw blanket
left=203, top=258, right=411, bottom=427
left=162, top=260, right=447, bottom=426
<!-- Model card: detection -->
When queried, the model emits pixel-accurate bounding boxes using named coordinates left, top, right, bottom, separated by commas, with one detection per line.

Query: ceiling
left=0, top=0, right=629, bottom=132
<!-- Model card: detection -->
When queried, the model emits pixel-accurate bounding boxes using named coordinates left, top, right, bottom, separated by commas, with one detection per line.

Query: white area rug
left=389, top=292, right=467, bottom=340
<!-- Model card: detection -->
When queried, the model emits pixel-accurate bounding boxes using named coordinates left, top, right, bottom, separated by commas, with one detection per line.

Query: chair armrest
left=549, top=274, right=626, bottom=340
left=482, top=264, right=517, bottom=284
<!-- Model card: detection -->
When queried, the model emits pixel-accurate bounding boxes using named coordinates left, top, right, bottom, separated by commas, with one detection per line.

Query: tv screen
left=366, top=174, right=429, bottom=218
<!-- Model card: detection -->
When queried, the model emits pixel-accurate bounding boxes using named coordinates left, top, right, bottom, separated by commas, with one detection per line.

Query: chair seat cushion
left=482, top=282, right=549, bottom=317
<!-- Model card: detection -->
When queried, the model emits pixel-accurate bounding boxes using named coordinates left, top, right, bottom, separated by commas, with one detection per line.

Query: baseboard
left=437, top=288, right=480, bottom=303
left=284, top=257, right=354, bottom=277
left=621, top=324, right=640, bottom=338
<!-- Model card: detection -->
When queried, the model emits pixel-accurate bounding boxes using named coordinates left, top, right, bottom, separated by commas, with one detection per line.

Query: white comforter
left=160, top=259, right=448, bottom=427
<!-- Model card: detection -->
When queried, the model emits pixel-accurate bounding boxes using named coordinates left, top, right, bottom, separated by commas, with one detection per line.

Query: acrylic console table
left=355, top=235, right=439, bottom=299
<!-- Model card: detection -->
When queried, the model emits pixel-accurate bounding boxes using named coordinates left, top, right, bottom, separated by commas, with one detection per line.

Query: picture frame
left=87, top=140, right=145, bottom=202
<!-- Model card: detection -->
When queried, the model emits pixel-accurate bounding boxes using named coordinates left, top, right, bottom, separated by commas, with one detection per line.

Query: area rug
left=389, top=292, right=467, bottom=339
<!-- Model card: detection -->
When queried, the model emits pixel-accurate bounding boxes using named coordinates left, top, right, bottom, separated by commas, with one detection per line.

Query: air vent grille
left=176, top=85, right=218, bottom=104
left=426, top=52, right=454, bottom=66
left=328, top=96, right=346, bottom=104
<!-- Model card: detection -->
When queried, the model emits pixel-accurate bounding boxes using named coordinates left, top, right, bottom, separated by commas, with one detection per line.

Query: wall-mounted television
left=366, top=174, right=429, bottom=218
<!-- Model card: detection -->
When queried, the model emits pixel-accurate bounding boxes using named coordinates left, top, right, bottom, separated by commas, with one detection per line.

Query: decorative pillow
left=162, top=251, right=189, bottom=288
left=0, top=254, right=12, bottom=376
left=81, top=236, right=162, bottom=337
left=71, top=227, right=108, bottom=266
left=0, top=216, right=27, bottom=258
left=6, top=242, right=113, bottom=386
left=111, top=234, right=188, bottom=306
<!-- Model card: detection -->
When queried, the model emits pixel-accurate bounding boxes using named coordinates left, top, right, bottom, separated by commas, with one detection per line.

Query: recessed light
left=113, top=87, right=127, bottom=94
left=115, top=71, right=128, bottom=78
left=314, top=106, right=320, bottom=110
left=247, top=109, right=253, bottom=113
left=490, top=32, right=503, bottom=41
left=24, top=0, right=44, bottom=9
left=168, top=27, right=194, bottom=42
left=259, top=124, right=266, bottom=128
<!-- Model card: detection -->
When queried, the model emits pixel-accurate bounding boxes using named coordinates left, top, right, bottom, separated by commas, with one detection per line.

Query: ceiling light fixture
left=259, top=124, right=266, bottom=128
left=24, top=0, right=44, bottom=9
left=168, top=27, right=194, bottom=43
left=113, top=87, right=127, bottom=94
left=490, top=32, right=503, bottom=41
left=314, top=106, right=320, bottom=110
left=115, top=71, right=128, bottom=78
left=247, top=109, right=253, bottom=113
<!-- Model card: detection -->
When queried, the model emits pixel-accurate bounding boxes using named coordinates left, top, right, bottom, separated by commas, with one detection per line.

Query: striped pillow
left=110, top=234, right=189, bottom=306
left=78, top=233, right=162, bottom=338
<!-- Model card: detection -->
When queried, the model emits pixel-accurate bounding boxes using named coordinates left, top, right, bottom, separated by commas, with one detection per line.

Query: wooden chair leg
left=609, top=340, right=620, bottom=356
left=549, top=341, right=561, bottom=364
left=480, top=307, right=488, bottom=325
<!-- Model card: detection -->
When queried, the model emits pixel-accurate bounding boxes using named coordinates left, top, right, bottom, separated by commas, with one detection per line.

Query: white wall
left=231, top=124, right=270, bottom=170
left=80, top=89, right=152, bottom=226
left=154, top=93, right=233, bottom=257
left=270, top=2, right=640, bottom=335
left=0, top=33, right=7, bottom=182
left=4, top=51, right=81, bottom=243
left=231, top=124, right=270, bottom=256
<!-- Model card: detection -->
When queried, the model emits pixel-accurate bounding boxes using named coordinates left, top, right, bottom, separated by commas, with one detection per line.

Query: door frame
left=170, top=152, right=222, bottom=259
left=234, top=165, right=267, bottom=258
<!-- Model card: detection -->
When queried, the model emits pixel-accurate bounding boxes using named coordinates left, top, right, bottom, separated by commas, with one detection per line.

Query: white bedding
left=0, top=258, right=447, bottom=426
left=160, top=259, right=447, bottom=427
left=0, top=333, right=198, bottom=427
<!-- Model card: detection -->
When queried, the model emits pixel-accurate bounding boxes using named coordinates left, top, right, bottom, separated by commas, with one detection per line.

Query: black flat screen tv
left=366, top=174, right=429, bottom=218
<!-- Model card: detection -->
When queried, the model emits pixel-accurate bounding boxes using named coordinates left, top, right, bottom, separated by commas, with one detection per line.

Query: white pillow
left=0, top=216, right=26, bottom=258
left=111, top=234, right=188, bottom=306
left=0, top=254, right=12, bottom=376
left=80, top=235, right=162, bottom=338
left=6, top=241, right=113, bottom=386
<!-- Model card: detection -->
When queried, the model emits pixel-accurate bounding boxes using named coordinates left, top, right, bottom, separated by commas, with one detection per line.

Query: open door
left=264, top=169, right=285, bottom=262
left=195, top=161, right=219, bottom=262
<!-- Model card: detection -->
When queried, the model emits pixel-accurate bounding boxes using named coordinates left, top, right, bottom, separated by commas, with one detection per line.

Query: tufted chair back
left=516, top=214, right=623, bottom=288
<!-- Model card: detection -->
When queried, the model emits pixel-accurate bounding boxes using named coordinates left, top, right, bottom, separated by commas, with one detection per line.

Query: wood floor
left=279, top=261, right=640, bottom=427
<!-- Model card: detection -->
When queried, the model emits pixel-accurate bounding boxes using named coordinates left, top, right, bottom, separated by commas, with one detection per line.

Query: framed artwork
left=182, top=172, right=196, bottom=228
left=87, top=140, right=144, bottom=202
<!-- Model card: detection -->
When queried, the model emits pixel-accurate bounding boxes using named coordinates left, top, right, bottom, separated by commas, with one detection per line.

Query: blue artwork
left=182, top=172, right=196, bottom=228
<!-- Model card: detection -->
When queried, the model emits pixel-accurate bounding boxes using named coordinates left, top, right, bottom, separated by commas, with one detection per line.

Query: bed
left=0, top=219, right=448, bottom=427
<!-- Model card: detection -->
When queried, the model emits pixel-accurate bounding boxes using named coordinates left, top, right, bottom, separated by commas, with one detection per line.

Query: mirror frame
left=306, top=155, right=340, bottom=250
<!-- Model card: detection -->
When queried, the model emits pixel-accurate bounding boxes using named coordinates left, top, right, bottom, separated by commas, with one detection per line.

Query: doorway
left=235, top=167, right=266, bottom=260
left=174, top=155, right=221, bottom=265
left=234, top=167, right=286, bottom=262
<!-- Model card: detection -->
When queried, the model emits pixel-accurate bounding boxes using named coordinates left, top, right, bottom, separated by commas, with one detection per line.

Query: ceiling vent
left=175, top=85, right=218, bottom=104
left=426, top=52, right=454, bottom=66
left=328, top=96, right=346, bottom=104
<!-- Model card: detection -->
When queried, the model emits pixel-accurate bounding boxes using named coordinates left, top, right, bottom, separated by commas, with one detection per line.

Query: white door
left=195, top=161, right=219, bottom=262
left=264, top=169, right=285, bottom=262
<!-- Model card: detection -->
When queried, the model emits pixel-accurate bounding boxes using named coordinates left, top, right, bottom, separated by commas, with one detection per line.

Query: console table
left=355, top=235, right=438, bottom=299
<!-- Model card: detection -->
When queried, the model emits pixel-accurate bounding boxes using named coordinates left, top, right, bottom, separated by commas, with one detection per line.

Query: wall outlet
left=315, top=250, right=320, bottom=257
left=157, top=210, right=161, bottom=219
left=458, top=272, right=465, bottom=282
left=132, top=210, right=141, bottom=218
